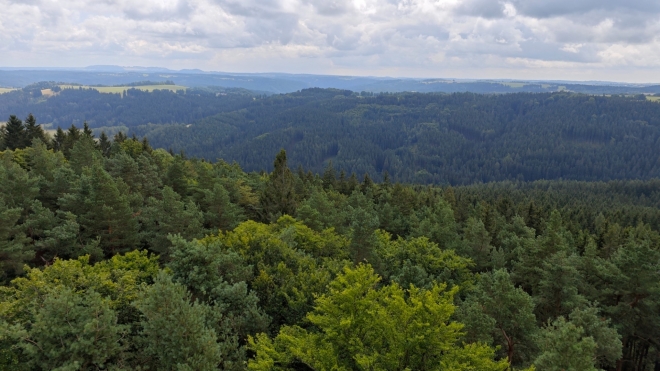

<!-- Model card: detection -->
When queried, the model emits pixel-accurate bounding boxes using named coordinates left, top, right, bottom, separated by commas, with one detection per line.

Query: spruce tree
left=52, top=127, right=66, bottom=152
left=322, top=160, right=337, bottom=190
left=62, top=124, right=81, bottom=158
left=82, top=122, right=94, bottom=138
left=24, top=114, right=48, bottom=146
left=2, top=115, right=27, bottom=150
left=260, top=149, right=297, bottom=222
left=98, top=131, right=111, bottom=157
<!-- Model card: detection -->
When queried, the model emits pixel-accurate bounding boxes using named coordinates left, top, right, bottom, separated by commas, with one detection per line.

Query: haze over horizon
left=2, top=0, right=660, bottom=83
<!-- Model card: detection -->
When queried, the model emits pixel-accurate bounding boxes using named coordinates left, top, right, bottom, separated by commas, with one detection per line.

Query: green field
left=59, top=85, right=187, bottom=93
left=501, top=82, right=526, bottom=88
left=0, top=88, right=17, bottom=94
left=646, top=96, right=660, bottom=102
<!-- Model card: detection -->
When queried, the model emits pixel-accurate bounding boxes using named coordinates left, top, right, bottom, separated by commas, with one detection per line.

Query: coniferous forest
left=4, top=87, right=660, bottom=185
left=1, top=109, right=660, bottom=371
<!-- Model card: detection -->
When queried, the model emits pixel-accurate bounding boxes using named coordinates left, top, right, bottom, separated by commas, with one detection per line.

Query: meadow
left=0, top=88, right=16, bottom=94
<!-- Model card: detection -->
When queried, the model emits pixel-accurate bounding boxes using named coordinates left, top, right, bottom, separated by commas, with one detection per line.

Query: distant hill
left=3, top=85, right=660, bottom=185
left=131, top=89, right=660, bottom=185
left=1, top=67, right=660, bottom=94
left=0, top=84, right=255, bottom=129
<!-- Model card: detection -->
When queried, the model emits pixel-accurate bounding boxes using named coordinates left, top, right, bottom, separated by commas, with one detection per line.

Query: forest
left=0, top=84, right=256, bottom=132
left=1, top=115, right=660, bottom=370
left=3, top=87, right=660, bottom=185
left=138, top=89, right=660, bottom=184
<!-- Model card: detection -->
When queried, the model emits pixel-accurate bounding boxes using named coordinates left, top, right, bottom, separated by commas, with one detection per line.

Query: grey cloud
left=212, top=0, right=291, bottom=19
left=121, top=0, right=194, bottom=21
left=2, top=0, right=660, bottom=81
left=510, top=0, right=660, bottom=18
left=304, top=0, right=353, bottom=16
left=455, top=0, right=506, bottom=19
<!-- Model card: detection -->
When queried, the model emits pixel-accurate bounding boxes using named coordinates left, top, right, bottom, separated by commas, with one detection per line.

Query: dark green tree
left=98, top=131, right=112, bottom=157
left=23, top=114, right=48, bottom=146
left=260, top=150, right=297, bottom=222
left=133, top=272, right=224, bottom=370
left=2, top=116, right=26, bottom=150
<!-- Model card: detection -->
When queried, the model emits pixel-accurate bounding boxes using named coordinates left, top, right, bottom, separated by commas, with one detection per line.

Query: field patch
left=646, top=96, right=660, bottom=102
left=501, top=82, right=526, bottom=88
left=0, top=88, right=17, bottom=94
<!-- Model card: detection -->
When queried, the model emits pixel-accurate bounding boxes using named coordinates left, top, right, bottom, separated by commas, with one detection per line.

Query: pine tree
left=8, top=287, right=127, bottom=370
left=322, top=160, right=336, bottom=190
left=60, top=165, right=139, bottom=256
left=260, top=150, right=297, bottom=222
left=69, top=136, right=103, bottom=174
left=98, top=131, right=111, bottom=157
left=133, top=272, right=223, bottom=370
left=139, top=186, right=205, bottom=257
left=62, top=124, right=81, bottom=158
left=24, top=114, right=48, bottom=146
left=0, top=198, right=32, bottom=283
left=2, top=115, right=27, bottom=150
left=166, top=155, right=190, bottom=196
left=201, top=183, right=244, bottom=231
left=361, top=173, right=374, bottom=193
left=52, top=127, right=66, bottom=152
left=82, top=122, right=94, bottom=138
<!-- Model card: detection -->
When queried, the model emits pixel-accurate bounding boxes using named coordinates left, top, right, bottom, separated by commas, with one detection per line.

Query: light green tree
left=248, top=264, right=509, bottom=371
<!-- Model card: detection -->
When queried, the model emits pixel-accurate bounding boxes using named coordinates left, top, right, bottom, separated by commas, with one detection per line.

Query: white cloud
left=1, top=0, right=660, bottom=82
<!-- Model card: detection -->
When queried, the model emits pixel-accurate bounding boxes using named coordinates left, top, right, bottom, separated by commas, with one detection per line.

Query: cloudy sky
left=1, top=0, right=659, bottom=82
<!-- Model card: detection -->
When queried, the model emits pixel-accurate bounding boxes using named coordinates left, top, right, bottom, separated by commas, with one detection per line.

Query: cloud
left=1, top=0, right=660, bottom=82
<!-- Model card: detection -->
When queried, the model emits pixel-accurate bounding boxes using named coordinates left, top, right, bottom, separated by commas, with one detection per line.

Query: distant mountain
left=1, top=67, right=660, bottom=95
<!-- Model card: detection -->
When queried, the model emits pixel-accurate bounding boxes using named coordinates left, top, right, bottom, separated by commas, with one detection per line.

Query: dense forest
left=138, top=89, right=660, bottom=184
left=0, top=85, right=256, bottom=132
left=1, top=117, right=660, bottom=370
left=3, top=88, right=660, bottom=185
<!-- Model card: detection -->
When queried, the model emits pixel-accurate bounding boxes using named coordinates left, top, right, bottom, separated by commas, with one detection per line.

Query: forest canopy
left=3, top=87, right=660, bottom=184
left=1, top=119, right=659, bottom=369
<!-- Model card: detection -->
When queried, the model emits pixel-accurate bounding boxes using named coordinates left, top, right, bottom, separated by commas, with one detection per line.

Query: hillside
left=134, top=89, right=660, bottom=184
left=3, top=87, right=660, bottom=184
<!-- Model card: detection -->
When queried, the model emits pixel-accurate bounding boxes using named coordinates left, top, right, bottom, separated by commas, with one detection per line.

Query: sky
left=1, top=0, right=659, bottom=82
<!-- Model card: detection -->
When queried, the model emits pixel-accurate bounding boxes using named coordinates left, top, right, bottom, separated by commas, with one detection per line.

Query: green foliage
left=260, top=150, right=297, bottom=222
left=1, top=123, right=660, bottom=370
left=373, top=230, right=474, bottom=290
left=167, top=235, right=269, bottom=342
left=248, top=265, right=509, bottom=371
left=204, top=217, right=349, bottom=330
left=533, top=317, right=598, bottom=371
left=0, top=251, right=159, bottom=369
left=59, top=165, right=140, bottom=256
left=3, top=287, right=127, bottom=370
left=133, top=272, right=223, bottom=371
left=457, top=269, right=538, bottom=366
left=139, top=186, right=204, bottom=256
